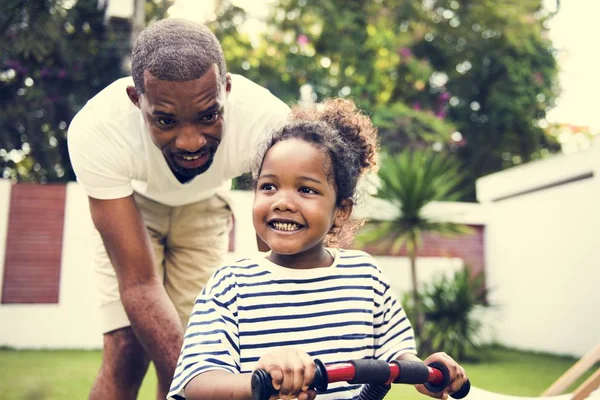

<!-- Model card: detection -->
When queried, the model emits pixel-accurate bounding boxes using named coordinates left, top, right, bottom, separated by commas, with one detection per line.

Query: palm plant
left=401, top=268, right=489, bottom=361
left=359, top=149, right=470, bottom=334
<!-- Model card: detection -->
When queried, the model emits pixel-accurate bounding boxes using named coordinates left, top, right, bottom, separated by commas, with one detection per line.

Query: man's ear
left=225, top=73, right=232, bottom=95
left=334, top=199, right=353, bottom=228
left=126, top=86, right=141, bottom=108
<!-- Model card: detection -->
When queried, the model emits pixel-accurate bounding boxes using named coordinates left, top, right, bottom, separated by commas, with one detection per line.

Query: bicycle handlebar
left=251, top=359, right=470, bottom=400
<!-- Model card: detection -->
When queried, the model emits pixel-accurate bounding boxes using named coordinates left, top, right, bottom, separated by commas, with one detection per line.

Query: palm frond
left=359, top=148, right=470, bottom=251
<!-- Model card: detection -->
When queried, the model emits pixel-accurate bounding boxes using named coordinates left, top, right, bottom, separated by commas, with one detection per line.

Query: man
left=68, top=18, right=289, bottom=399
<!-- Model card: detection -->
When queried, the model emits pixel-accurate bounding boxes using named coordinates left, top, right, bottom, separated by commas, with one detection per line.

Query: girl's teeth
left=273, top=222, right=300, bottom=231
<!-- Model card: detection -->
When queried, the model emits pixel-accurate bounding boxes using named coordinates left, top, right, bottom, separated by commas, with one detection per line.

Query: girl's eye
left=157, top=118, right=175, bottom=127
left=260, top=183, right=276, bottom=191
left=299, top=187, right=317, bottom=194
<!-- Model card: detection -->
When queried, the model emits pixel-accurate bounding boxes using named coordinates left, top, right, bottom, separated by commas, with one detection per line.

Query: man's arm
left=89, top=195, right=183, bottom=382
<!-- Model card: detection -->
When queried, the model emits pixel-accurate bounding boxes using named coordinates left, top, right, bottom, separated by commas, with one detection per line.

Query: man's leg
left=89, top=327, right=150, bottom=400
left=89, top=193, right=170, bottom=399
left=164, top=193, right=233, bottom=328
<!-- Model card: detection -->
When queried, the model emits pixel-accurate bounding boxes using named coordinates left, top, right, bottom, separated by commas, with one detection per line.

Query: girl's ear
left=333, top=199, right=353, bottom=228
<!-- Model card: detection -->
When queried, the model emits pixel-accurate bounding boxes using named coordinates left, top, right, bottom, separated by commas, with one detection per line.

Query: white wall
left=477, top=141, right=600, bottom=357
left=0, top=183, right=102, bottom=348
left=0, top=179, right=11, bottom=301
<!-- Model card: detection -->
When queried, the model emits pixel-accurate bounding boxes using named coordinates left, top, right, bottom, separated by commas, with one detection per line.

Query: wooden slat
left=572, top=368, right=600, bottom=400
left=542, top=342, right=600, bottom=396
left=2, top=183, right=66, bottom=304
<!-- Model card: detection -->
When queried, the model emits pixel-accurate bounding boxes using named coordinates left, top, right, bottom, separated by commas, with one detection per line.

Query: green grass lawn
left=0, top=346, right=596, bottom=399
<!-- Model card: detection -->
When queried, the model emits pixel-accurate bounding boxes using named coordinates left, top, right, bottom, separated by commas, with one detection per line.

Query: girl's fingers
left=448, top=366, right=467, bottom=393
left=288, top=350, right=307, bottom=398
left=299, top=351, right=316, bottom=392
left=270, top=366, right=283, bottom=391
left=279, top=353, right=295, bottom=398
left=297, top=389, right=318, bottom=400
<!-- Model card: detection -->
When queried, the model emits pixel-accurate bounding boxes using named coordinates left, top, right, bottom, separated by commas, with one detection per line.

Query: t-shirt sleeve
left=168, top=267, right=240, bottom=399
left=372, top=262, right=418, bottom=362
left=225, top=81, right=291, bottom=178
left=67, top=110, right=134, bottom=200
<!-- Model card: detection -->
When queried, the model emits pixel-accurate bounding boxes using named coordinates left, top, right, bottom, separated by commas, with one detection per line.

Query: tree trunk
left=409, top=245, right=424, bottom=336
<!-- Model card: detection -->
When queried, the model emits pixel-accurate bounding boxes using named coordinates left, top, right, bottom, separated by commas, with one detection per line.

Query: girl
left=168, top=99, right=467, bottom=400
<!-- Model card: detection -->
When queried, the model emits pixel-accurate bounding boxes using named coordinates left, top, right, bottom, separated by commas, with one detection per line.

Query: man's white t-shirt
left=68, top=74, right=290, bottom=207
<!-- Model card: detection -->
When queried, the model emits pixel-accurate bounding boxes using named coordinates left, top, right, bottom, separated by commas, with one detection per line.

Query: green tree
left=227, top=0, right=560, bottom=197
left=359, top=150, right=470, bottom=333
left=0, top=0, right=129, bottom=182
left=408, top=0, right=561, bottom=197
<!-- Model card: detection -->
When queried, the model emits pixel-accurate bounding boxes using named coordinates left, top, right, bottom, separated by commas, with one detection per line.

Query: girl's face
left=253, top=138, right=351, bottom=268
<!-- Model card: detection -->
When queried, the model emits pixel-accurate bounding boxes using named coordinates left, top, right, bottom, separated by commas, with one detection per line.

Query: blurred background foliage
left=1, top=0, right=561, bottom=199
left=401, top=268, right=489, bottom=361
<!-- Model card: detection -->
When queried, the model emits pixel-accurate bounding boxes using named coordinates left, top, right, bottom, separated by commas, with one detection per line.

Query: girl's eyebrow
left=258, top=173, right=277, bottom=180
left=297, top=176, right=323, bottom=184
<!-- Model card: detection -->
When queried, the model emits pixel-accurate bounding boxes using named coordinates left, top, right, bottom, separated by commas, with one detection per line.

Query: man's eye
left=157, top=118, right=175, bottom=126
left=200, top=111, right=219, bottom=122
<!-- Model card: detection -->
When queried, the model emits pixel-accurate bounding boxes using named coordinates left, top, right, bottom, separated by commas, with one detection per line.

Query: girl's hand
left=415, top=352, right=468, bottom=399
left=255, top=347, right=317, bottom=400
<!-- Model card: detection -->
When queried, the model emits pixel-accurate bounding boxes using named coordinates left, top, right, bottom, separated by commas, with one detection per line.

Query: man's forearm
left=185, top=370, right=253, bottom=400
left=121, top=280, right=184, bottom=380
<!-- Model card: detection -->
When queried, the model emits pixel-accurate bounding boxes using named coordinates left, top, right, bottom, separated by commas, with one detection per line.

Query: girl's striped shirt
left=168, top=248, right=417, bottom=399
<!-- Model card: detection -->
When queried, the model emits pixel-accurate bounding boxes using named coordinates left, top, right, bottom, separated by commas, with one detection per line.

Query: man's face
left=127, top=65, right=231, bottom=182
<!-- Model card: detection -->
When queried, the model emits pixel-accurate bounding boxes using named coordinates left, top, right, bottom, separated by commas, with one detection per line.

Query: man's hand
left=255, top=347, right=317, bottom=400
left=415, top=352, right=468, bottom=400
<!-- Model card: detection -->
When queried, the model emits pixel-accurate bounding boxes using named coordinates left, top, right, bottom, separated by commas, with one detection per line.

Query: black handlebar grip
left=250, top=368, right=273, bottom=400
left=312, top=359, right=329, bottom=392
left=450, top=377, right=471, bottom=399
left=250, top=359, right=328, bottom=400
left=348, top=359, right=390, bottom=385
left=424, top=361, right=471, bottom=399
left=423, top=361, right=451, bottom=393
left=390, top=360, right=430, bottom=384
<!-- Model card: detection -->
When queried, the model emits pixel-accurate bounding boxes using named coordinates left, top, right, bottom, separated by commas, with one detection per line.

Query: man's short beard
left=167, top=151, right=215, bottom=183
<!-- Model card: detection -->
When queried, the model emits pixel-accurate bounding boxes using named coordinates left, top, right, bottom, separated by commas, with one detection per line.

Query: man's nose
left=175, top=125, right=207, bottom=153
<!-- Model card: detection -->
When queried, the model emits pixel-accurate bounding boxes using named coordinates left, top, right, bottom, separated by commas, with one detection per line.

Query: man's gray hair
left=131, top=18, right=227, bottom=93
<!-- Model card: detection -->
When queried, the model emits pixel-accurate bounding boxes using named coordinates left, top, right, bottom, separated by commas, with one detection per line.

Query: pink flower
left=412, top=102, right=421, bottom=111
left=297, top=34, right=309, bottom=46
left=439, top=92, right=451, bottom=102
left=58, top=68, right=67, bottom=79
left=399, top=47, right=413, bottom=58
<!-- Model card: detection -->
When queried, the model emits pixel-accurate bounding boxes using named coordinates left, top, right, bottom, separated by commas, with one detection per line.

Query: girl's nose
left=271, top=192, right=296, bottom=212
